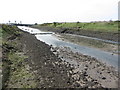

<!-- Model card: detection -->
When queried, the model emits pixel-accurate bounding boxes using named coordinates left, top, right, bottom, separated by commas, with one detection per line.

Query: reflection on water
left=18, top=26, right=118, bottom=69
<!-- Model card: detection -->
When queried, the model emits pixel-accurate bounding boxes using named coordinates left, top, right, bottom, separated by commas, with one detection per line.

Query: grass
left=2, top=24, right=21, bottom=38
left=8, top=52, right=26, bottom=68
left=0, top=26, right=2, bottom=89
left=2, top=24, right=37, bottom=88
left=0, top=28, right=2, bottom=38
left=0, top=29, right=2, bottom=45
left=2, top=41, right=37, bottom=88
left=7, top=52, right=36, bottom=88
left=39, top=21, right=118, bottom=33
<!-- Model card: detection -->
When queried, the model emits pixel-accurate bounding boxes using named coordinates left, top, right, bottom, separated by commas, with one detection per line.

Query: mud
left=32, top=26, right=119, bottom=42
left=17, top=31, right=74, bottom=88
left=57, top=33, right=118, bottom=54
left=2, top=26, right=119, bottom=88
left=19, top=31, right=118, bottom=88
left=51, top=46, right=118, bottom=88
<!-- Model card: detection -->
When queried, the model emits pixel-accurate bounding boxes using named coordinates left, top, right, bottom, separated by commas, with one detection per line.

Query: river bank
left=56, top=33, right=118, bottom=54
left=20, top=26, right=118, bottom=88
left=23, top=32, right=118, bottom=88
left=28, top=26, right=118, bottom=69
left=31, top=25, right=118, bottom=42
left=2, top=25, right=75, bottom=88
left=51, top=46, right=118, bottom=88
left=0, top=25, right=2, bottom=89
left=2, top=25, right=119, bottom=88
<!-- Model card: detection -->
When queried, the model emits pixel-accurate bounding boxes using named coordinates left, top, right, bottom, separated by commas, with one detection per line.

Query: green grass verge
left=0, top=28, right=2, bottom=38
left=0, top=29, right=2, bottom=45
left=7, top=52, right=36, bottom=88
left=2, top=24, right=37, bottom=88
left=39, top=21, right=118, bottom=33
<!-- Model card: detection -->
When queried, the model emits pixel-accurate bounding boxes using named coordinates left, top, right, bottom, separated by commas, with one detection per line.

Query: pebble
left=102, top=77, right=106, bottom=80
left=74, top=82, right=81, bottom=87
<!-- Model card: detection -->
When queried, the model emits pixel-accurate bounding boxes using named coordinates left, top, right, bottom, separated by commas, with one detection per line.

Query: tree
left=35, top=23, right=38, bottom=25
left=8, top=21, right=11, bottom=24
left=77, top=21, right=80, bottom=24
left=53, top=22, right=57, bottom=27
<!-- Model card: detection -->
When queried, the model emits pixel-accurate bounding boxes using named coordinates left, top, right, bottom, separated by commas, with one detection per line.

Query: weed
left=39, top=21, right=118, bottom=33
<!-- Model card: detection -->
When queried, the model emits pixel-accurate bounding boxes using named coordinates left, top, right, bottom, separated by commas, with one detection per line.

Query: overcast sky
left=0, top=0, right=119, bottom=24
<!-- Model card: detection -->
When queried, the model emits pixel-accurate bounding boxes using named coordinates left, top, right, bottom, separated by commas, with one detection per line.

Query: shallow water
left=18, top=26, right=118, bottom=69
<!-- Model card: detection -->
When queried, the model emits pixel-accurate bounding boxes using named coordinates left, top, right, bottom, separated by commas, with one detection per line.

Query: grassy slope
left=0, top=28, right=2, bottom=38
left=0, top=25, right=2, bottom=89
left=0, top=28, right=2, bottom=44
left=2, top=25, right=36, bottom=88
left=40, top=21, right=118, bottom=33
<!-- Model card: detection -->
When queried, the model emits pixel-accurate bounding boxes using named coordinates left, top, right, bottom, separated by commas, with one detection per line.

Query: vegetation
left=2, top=24, right=37, bottom=88
left=39, top=20, right=118, bottom=33
left=0, top=28, right=2, bottom=44
left=0, top=28, right=2, bottom=38
left=0, top=25, right=2, bottom=89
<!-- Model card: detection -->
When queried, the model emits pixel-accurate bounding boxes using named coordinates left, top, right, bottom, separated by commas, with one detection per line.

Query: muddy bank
left=32, top=26, right=118, bottom=42
left=19, top=31, right=74, bottom=88
left=57, top=33, right=118, bottom=54
left=19, top=30, right=118, bottom=88
left=20, top=30, right=118, bottom=88
left=51, top=46, right=118, bottom=88
left=0, top=25, right=2, bottom=89
left=20, top=26, right=118, bottom=88
left=2, top=25, right=73, bottom=88
left=2, top=25, right=74, bottom=88
left=2, top=25, right=119, bottom=88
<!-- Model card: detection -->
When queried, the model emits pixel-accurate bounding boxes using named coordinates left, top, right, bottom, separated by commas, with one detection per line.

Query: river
left=18, top=26, right=118, bottom=69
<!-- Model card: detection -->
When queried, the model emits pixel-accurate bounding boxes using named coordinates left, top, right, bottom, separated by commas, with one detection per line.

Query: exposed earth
left=32, top=26, right=119, bottom=42
left=2, top=25, right=119, bottom=88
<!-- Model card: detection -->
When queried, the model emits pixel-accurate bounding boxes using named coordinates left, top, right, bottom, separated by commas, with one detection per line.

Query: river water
left=18, top=26, right=118, bottom=69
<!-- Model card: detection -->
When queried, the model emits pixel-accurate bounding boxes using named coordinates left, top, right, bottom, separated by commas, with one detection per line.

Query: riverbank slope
left=2, top=24, right=118, bottom=88
left=32, top=21, right=119, bottom=42
left=2, top=25, right=74, bottom=88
